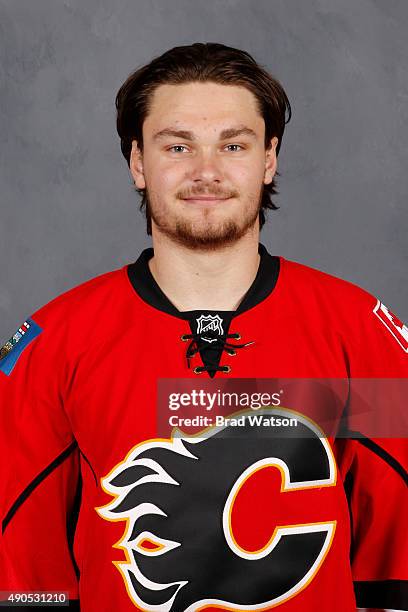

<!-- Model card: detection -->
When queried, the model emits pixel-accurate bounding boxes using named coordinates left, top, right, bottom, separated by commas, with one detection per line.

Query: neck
left=149, top=228, right=261, bottom=312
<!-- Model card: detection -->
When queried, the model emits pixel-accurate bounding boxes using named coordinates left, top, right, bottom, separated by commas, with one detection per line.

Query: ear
left=130, top=140, right=146, bottom=189
left=264, top=136, right=279, bottom=185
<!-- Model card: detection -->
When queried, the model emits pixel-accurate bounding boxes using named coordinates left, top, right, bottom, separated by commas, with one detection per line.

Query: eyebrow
left=152, top=126, right=258, bottom=142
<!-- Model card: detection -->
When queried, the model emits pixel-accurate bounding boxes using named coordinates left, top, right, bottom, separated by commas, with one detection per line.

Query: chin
left=151, top=203, right=260, bottom=249
left=170, top=218, right=256, bottom=250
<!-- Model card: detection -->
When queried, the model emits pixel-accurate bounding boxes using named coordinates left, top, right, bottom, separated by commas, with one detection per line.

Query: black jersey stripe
left=2, top=440, right=78, bottom=534
left=353, top=433, right=408, bottom=486
left=354, top=579, right=408, bottom=609
left=79, top=447, right=98, bottom=486
left=67, top=471, right=82, bottom=580
left=343, top=470, right=355, bottom=562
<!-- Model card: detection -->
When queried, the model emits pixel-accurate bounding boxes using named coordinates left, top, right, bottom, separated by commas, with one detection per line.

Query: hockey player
left=1, top=43, right=407, bottom=611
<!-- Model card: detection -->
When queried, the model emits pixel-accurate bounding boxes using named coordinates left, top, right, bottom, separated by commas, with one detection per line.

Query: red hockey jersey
left=1, top=244, right=407, bottom=611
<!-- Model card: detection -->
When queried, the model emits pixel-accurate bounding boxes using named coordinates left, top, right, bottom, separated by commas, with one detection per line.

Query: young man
left=0, top=43, right=407, bottom=612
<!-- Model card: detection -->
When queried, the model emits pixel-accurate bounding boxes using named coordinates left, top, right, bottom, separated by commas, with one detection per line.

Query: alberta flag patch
left=0, top=318, right=43, bottom=375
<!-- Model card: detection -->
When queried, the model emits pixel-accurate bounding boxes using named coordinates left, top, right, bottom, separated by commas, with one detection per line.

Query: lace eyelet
left=227, top=349, right=236, bottom=356
left=232, top=333, right=241, bottom=340
left=193, top=367, right=203, bottom=375
left=222, top=365, right=231, bottom=373
left=180, top=334, right=190, bottom=341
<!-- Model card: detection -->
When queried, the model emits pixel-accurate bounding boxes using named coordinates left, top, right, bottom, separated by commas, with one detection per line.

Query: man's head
left=116, top=43, right=291, bottom=249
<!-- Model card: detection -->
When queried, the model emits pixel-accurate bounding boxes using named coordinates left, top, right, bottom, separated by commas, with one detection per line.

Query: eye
left=168, top=145, right=189, bottom=153
left=225, top=144, right=244, bottom=152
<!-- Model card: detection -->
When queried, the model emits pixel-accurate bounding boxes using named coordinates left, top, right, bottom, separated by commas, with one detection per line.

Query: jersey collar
left=127, top=243, right=280, bottom=320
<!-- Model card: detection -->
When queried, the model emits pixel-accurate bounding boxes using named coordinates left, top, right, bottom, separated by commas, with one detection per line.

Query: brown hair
left=116, top=42, right=292, bottom=234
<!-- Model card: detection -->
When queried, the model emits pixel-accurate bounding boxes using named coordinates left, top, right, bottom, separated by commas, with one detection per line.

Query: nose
left=189, top=149, right=223, bottom=184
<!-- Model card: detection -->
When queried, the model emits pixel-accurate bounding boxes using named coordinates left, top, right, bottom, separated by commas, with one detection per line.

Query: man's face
left=130, top=82, right=278, bottom=249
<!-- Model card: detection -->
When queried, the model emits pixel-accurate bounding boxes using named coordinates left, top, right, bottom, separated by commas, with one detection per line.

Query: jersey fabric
left=0, top=243, right=407, bottom=611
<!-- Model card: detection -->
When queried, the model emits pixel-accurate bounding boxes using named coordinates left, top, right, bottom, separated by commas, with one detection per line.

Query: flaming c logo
left=96, top=409, right=337, bottom=611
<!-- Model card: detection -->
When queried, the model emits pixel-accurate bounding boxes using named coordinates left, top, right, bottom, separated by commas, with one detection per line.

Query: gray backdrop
left=1, top=0, right=407, bottom=339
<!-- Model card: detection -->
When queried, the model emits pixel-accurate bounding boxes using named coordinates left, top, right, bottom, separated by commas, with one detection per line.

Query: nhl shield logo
left=196, top=314, right=224, bottom=343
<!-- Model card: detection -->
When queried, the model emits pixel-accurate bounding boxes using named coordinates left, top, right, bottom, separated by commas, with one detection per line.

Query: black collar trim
left=127, top=243, right=280, bottom=319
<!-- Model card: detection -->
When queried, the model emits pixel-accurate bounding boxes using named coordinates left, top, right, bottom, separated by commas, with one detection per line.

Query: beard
left=145, top=185, right=263, bottom=251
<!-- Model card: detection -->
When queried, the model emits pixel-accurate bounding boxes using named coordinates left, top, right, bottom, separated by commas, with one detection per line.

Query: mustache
left=176, top=186, right=239, bottom=199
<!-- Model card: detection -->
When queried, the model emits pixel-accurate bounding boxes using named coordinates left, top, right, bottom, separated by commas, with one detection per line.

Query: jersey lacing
left=180, top=330, right=254, bottom=375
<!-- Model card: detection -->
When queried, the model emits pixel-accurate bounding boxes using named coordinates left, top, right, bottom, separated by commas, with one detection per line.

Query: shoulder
left=31, top=267, right=131, bottom=328
left=280, top=257, right=408, bottom=359
left=11, top=267, right=132, bottom=357
left=1, top=267, right=134, bottom=378
left=280, top=257, right=377, bottom=312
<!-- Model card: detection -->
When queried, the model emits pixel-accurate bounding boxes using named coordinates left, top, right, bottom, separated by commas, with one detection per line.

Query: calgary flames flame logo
left=96, top=409, right=337, bottom=611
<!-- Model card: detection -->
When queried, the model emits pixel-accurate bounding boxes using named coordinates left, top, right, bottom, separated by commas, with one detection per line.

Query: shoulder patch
left=373, top=300, right=408, bottom=353
left=0, top=319, right=43, bottom=376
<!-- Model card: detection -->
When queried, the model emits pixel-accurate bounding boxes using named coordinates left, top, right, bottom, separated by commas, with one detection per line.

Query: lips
left=182, top=196, right=231, bottom=202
